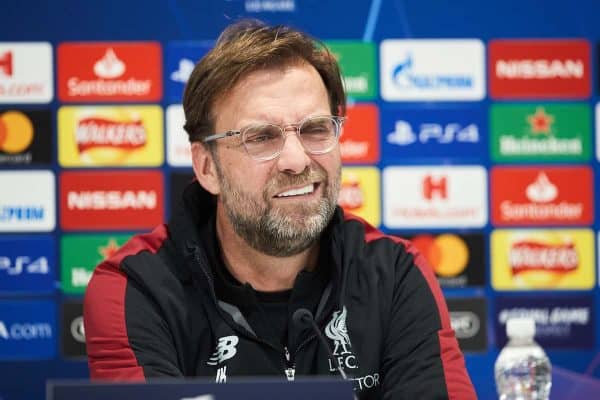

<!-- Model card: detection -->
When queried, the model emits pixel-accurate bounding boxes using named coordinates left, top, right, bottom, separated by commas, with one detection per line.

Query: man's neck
left=214, top=208, right=319, bottom=292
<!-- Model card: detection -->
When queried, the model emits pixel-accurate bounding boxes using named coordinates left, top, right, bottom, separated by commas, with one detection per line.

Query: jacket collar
left=168, top=179, right=346, bottom=314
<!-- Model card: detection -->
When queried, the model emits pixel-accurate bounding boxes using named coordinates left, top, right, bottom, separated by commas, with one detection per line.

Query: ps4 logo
left=387, top=120, right=479, bottom=146
left=0, top=256, right=48, bottom=275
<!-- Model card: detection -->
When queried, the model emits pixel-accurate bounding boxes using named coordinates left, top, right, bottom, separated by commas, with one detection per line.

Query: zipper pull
left=284, top=346, right=295, bottom=381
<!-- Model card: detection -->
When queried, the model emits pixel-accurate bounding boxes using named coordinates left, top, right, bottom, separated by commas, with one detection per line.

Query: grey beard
left=225, top=194, right=335, bottom=257
left=215, top=162, right=339, bottom=257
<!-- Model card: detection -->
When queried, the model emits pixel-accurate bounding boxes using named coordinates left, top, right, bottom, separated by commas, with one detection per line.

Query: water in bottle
left=494, top=317, right=552, bottom=400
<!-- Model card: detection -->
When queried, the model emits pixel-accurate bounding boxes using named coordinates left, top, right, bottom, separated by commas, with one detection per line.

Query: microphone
left=292, top=308, right=348, bottom=380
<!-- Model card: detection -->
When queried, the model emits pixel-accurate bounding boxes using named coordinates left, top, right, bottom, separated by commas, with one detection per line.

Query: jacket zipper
left=190, top=245, right=299, bottom=381
left=284, top=346, right=295, bottom=381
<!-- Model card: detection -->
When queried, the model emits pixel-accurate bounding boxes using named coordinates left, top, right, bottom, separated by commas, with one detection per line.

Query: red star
left=527, top=107, right=555, bottom=135
left=98, top=238, right=120, bottom=260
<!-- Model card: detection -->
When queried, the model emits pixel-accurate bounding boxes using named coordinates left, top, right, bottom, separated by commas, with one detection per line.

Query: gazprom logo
left=391, top=54, right=473, bottom=90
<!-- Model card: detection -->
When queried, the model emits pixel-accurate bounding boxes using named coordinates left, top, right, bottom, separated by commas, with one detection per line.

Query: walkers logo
left=60, top=170, right=164, bottom=230
left=0, top=236, right=55, bottom=294
left=339, top=167, right=380, bottom=227
left=495, top=295, right=594, bottom=349
left=491, top=229, right=595, bottom=290
left=491, top=166, right=593, bottom=226
left=61, top=234, right=131, bottom=294
left=167, top=104, right=191, bottom=167
left=326, top=41, right=376, bottom=100
left=58, top=42, right=162, bottom=102
left=340, top=104, right=379, bottom=163
left=489, top=39, right=590, bottom=99
left=61, top=301, right=86, bottom=358
left=491, top=103, right=591, bottom=162
left=380, top=39, right=485, bottom=101
left=408, top=233, right=485, bottom=287
left=383, top=166, right=487, bottom=228
left=382, top=106, right=485, bottom=160
left=0, top=43, right=53, bottom=103
left=0, top=300, right=56, bottom=360
left=0, top=171, right=55, bottom=232
left=58, top=106, right=163, bottom=167
left=0, top=109, right=52, bottom=165
left=325, top=307, right=358, bottom=373
left=166, top=41, right=213, bottom=102
left=447, top=298, right=487, bottom=352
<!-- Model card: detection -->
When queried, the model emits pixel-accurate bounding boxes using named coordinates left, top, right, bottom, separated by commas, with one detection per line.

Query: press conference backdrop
left=0, top=0, right=599, bottom=399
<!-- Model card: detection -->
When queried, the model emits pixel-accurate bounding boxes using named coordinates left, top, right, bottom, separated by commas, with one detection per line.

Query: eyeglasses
left=202, top=115, right=345, bottom=161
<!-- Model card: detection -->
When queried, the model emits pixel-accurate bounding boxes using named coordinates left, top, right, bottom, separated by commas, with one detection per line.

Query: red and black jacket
left=84, top=180, right=476, bottom=399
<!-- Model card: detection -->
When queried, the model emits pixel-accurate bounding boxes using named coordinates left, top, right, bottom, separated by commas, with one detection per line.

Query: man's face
left=209, top=62, right=342, bottom=257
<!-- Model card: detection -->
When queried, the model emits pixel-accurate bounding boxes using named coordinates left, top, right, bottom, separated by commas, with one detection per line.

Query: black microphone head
left=292, top=308, right=314, bottom=329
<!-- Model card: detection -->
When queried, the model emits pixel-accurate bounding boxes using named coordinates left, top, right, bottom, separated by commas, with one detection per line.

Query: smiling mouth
left=274, top=183, right=317, bottom=198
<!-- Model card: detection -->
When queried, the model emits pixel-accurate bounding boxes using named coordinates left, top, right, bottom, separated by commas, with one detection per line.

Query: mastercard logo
left=412, top=234, right=469, bottom=277
left=0, top=111, right=34, bottom=154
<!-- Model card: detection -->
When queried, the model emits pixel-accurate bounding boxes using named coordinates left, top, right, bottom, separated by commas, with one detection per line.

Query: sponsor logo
left=495, top=295, right=594, bottom=349
left=340, top=104, right=379, bottom=163
left=491, top=229, right=595, bottom=290
left=409, top=233, right=485, bottom=287
left=380, top=39, right=485, bottom=101
left=0, top=43, right=53, bottom=103
left=167, top=104, right=191, bottom=166
left=382, top=106, right=485, bottom=160
left=0, top=110, right=52, bottom=165
left=0, top=171, right=55, bottom=232
left=61, top=301, right=86, bottom=358
left=596, top=103, right=600, bottom=162
left=490, top=103, right=591, bottom=162
left=0, top=237, right=55, bottom=294
left=383, top=166, right=487, bottom=228
left=491, top=167, right=593, bottom=226
left=326, top=41, right=376, bottom=100
left=339, top=168, right=380, bottom=227
left=0, top=300, right=56, bottom=360
left=58, top=106, right=163, bottom=167
left=245, top=0, right=296, bottom=12
left=447, top=298, right=487, bottom=352
left=61, top=234, right=130, bottom=294
left=325, top=307, right=359, bottom=373
left=58, top=42, right=161, bottom=102
left=60, top=170, right=164, bottom=230
left=0, top=51, right=13, bottom=77
left=207, top=335, right=239, bottom=366
left=388, top=120, right=479, bottom=146
left=489, top=39, right=590, bottom=99
left=166, top=42, right=212, bottom=102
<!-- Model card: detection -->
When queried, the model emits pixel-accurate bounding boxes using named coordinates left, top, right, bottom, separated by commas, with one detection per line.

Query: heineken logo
left=491, top=103, right=591, bottom=162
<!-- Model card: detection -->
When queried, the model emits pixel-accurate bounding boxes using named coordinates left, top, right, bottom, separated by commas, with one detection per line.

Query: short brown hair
left=182, top=19, right=346, bottom=143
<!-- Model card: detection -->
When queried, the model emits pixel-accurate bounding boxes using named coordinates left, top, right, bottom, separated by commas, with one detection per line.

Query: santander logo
left=525, top=173, right=558, bottom=203
left=93, top=48, right=126, bottom=79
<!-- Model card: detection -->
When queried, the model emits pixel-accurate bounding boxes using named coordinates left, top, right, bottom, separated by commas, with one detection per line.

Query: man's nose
left=276, top=128, right=311, bottom=174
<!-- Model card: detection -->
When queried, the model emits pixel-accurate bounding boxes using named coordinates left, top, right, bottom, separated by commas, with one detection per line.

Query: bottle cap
left=506, top=317, right=536, bottom=339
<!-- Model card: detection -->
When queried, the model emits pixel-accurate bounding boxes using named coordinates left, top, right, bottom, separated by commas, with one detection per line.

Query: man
left=84, top=20, right=476, bottom=399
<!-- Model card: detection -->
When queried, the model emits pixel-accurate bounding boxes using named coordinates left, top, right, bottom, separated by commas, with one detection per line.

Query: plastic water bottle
left=494, top=317, right=552, bottom=400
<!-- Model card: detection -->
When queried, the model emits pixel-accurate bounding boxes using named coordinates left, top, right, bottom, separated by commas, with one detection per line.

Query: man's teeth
left=276, top=184, right=314, bottom=197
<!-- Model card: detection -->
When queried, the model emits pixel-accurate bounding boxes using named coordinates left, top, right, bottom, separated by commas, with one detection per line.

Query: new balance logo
left=207, top=335, right=239, bottom=365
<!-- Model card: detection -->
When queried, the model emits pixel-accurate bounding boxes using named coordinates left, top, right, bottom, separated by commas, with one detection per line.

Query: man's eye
left=245, top=128, right=280, bottom=143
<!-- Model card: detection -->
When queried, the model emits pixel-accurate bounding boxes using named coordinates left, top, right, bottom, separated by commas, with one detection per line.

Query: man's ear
left=191, top=142, right=221, bottom=195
